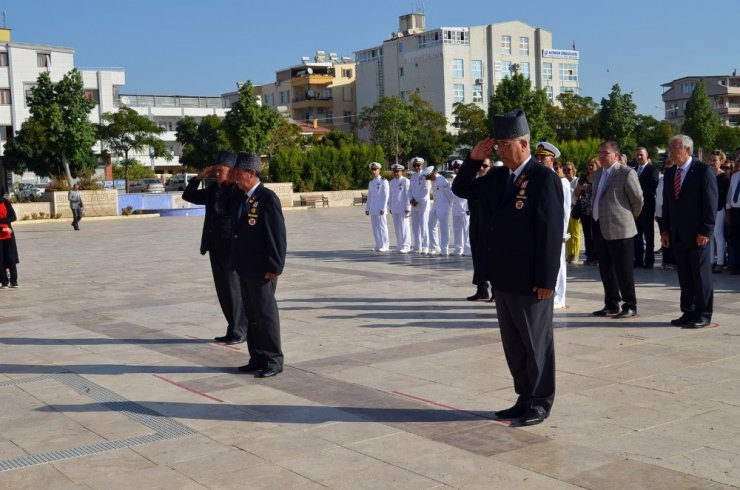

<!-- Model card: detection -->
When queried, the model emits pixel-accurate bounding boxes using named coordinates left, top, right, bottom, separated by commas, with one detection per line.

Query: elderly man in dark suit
left=182, top=151, right=248, bottom=344
left=591, top=141, right=644, bottom=319
left=452, top=109, right=564, bottom=426
left=661, top=135, right=718, bottom=328
left=231, top=152, right=287, bottom=378
left=632, top=147, right=660, bottom=268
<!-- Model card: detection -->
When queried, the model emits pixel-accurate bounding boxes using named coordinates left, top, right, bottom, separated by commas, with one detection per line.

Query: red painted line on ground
left=152, top=374, right=224, bottom=403
left=185, top=334, right=241, bottom=351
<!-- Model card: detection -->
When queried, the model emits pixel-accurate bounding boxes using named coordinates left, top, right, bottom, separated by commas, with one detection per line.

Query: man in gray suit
left=591, top=141, right=644, bottom=318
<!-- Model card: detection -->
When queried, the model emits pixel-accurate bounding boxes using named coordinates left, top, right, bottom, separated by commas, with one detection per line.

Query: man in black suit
left=452, top=109, right=564, bottom=426
left=182, top=151, right=248, bottom=344
left=632, top=147, right=660, bottom=268
left=661, top=135, right=718, bottom=328
left=231, top=152, right=287, bottom=377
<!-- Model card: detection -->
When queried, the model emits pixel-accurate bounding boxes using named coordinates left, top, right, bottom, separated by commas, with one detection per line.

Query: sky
left=4, top=0, right=738, bottom=119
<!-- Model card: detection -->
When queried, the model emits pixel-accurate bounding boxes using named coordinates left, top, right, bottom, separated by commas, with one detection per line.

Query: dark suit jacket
left=636, top=163, right=659, bottom=212
left=231, top=183, right=287, bottom=279
left=182, top=179, right=242, bottom=255
left=452, top=156, right=564, bottom=295
left=663, top=159, right=718, bottom=245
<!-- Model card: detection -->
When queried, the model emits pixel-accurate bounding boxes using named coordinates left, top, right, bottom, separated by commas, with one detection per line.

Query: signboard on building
left=542, top=49, right=580, bottom=60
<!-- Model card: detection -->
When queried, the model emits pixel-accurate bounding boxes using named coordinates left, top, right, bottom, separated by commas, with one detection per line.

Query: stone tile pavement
left=1, top=207, right=739, bottom=489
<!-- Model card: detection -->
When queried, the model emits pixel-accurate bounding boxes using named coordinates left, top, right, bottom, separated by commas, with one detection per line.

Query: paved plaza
left=1, top=207, right=739, bottom=489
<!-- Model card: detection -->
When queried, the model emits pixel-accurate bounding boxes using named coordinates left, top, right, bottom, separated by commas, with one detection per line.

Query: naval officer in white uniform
left=409, top=157, right=431, bottom=254
left=389, top=163, right=411, bottom=253
left=425, top=165, right=454, bottom=255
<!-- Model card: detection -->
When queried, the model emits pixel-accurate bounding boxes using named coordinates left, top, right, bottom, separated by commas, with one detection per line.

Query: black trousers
left=593, top=221, right=637, bottom=310
left=239, top=276, right=283, bottom=370
left=672, top=239, right=713, bottom=322
left=71, top=208, right=83, bottom=229
left=1, top=263, right=17, bottom=285
left=730, top=209, right=740, bottom=269
left=209, top=245, right=247, bottom=339
left=494, top=290, right=555, bottom=413
left=581, top=215, right=595, bottom=261
left=634, top=207, right=655, bottom=267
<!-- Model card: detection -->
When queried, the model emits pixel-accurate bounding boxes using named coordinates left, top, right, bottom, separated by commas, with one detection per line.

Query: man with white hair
left=408, top=157, right=431, bottom=254
left=366, top=162, right=389, bottom=252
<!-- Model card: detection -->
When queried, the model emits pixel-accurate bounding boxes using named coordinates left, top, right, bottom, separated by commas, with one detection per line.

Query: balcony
left=290, top=74, right=333, bottom=87
left=116, top=94, right=226, bottom=109
left=292, top=97, right=333, bottom=110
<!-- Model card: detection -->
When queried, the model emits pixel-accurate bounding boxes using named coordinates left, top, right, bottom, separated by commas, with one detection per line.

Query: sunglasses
left=563, top=168, right=572, bottom=172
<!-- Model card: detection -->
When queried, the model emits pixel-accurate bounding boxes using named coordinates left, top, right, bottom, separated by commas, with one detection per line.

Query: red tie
left=673, top=166, right=682, bottom=200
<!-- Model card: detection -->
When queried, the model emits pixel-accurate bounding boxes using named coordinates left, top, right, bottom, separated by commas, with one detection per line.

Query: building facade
left=255, top=51, right=356, bottom=132
left=661, top=75, right=740, bottom=128
left=355, top=13, right=580, bottom=132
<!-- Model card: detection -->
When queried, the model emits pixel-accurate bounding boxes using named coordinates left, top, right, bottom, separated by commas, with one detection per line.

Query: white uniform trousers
left=554, top=243, right=567, bottom=309
left=411, top=201, right=430, bottom=253
left=392, top=213, right=411, bottom=252
left=452, top=214, right=470, bottom=255
left=711, top=209, right=726, bottom=265
left=428, top=205, right=451, bottom=254
left=371, top=214, right=389, bottom=251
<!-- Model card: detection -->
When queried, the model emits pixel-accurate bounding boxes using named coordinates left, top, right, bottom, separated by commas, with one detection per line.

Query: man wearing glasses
left=408, top=157, right=431, bottom=254
left=452, top=109, right=564, bottom=426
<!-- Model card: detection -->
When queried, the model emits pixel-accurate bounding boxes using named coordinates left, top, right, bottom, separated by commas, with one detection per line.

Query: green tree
left=176, top=115, right=229, bottom=170
left=222, top=81, right=279, bottom=153
left=4, top=70, right=96, bottom=182
left=319, top=130, right=356, bottom=148
left=452, top=102, right=488, bottom=148
left=547, top=93, right=599, bottom=141
left=266, top=117, right=303, bottom=156
left=633, top=115, right=674, bottom=158
left=408, top=92, right=456, bottom=165
left=598, top=84, right=637, bottom=149
left=556, top=138, right=602, bottom=172
left=112, top=159, right=156, bottom=180
left=488, top=73, right=553, bottom=143
left=359, top=96, right=415, bottom=165
left=97, top=107, right=171, bottom=191
left=715, top=126, right=740, bottom=153
left=681, top=79, right=721, bottom=158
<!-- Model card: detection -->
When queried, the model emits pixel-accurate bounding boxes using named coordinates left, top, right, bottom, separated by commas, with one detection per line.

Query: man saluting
left=452, top=109, right=564, bottom=426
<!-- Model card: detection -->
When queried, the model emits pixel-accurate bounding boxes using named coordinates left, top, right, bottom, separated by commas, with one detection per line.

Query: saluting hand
left=470, top=138, right=495, bottom=161
left=533, top=287, right=554, bottom=300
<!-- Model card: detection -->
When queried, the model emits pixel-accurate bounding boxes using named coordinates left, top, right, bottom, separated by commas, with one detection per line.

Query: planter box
left=43, top=190, right=119, bottom=218
left=13, top=202, right=53, bottom=219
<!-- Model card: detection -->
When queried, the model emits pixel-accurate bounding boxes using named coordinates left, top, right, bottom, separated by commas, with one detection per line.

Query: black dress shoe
left=593, top=307, right=620, bottom=317
left=259, top=366, right=283, bottom=378
left=237, top=363, right=263, bottom=373
left=518, top=406, right=548, bottom=426
left=685, top=319, right=710, bottom=328
left=494, top=404, right=526, bottom=419
left=670, top=316, right=691, bottom=326
left=225, top=337, right=246, bottom=345
left=614, top=307, right=637, bottom=319
left=214, top=335, right=232, bottom=342
left=466, top=289, right=490, bottom=301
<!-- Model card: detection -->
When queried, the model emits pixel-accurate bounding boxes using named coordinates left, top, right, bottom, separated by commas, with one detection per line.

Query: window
left=342, top=86, right=353, bottom=101
left=399, top=91, right=407, bottom=101
left=322, top=88, right=332, bottom=99
left=543, top=62, right=553, bottom=81
left=418, top=31, right=442, bottom=49
left=326, top=110, right=333, bottom=123
left=342, top=68, right=353, bottom=78
left=37, top=52, right=51, bottom=67
left=560, top=63, right=578, bottom=81
left=501, top=35, right=511, bottom=55
left=24, top=83, right=35, bottom=106
left=473, top=84, right=483, bottom=103
left=519, top=37, right=529, bottom=56
left=495, top=61, right=512, bottom=79
left=83, top=89, right=99, bottom=105
left=344, top=111, right=353, bottom=124
left=0, top=89, right=10, bottom=105
left=399, top=67, right=404, bottom=77
left=442, top=29, right=468, bottom=45
left=279, top=91, right=286, bottom=104
left=0, top=52, right=7, bottom=67
left=397, top=41, right=404, bottom=53
left=682, top=82, right=696, bottom=94
left=520, top=62, right=530, bottom=79
left=545, top=86, right=553, bottom=102
left=453, top=83, right=465, bottom=103
left=561, top=87, right=578, bottom=95
left=452, top=59, right=464, bottom=78
left=471, top=60, right=483, bottom=80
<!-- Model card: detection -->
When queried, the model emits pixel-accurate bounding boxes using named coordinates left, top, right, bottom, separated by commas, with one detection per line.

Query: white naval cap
left=368, top=162, right=383, bottom=170
left=410, top=156, right=426, bottom=165
left=421, top=165, right=436, bottom=177
left=534, top=141, right=561, bottom=159
left=493, top=160, right=504, bottom=167
left=451, top=159, right=463, bottom=168
left=391, top=163, right=405, bottom=171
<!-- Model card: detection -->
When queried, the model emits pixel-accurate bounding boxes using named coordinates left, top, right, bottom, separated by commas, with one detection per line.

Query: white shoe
left=378, top=247, right=389, bottom=252
left=554, top=303, right=566, bottom=309
left=429, top=249, right=441, bottom=255
left=454, top=250, right=463, bottom=256
left=398, top=249, right=410, bottom=254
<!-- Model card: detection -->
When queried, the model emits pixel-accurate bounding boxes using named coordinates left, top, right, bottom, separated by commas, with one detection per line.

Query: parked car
left=129, top=178, right=165, bottom=193
left=17, top=183, right=46, bottom=200
left=164, top=173, right=199, bottom=192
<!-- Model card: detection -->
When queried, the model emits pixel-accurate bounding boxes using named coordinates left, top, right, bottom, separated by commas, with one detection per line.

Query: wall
left=43, top=190, right=119, bottom=217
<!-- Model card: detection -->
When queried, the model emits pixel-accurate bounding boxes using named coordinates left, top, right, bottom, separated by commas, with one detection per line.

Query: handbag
left=570, top=197, right=583, bottom=220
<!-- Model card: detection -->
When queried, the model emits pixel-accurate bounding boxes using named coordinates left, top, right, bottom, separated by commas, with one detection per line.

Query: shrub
left=122, top=206, right=134, bottom=216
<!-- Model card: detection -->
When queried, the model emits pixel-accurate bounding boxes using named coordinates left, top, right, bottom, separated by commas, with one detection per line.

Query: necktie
left=673, top=166, right=682, bottom=200
left=638, top=166, right=643, bottom=177
left=499, top=172, right=517, bottom=206
left=733, top=177, right=740, bottom=204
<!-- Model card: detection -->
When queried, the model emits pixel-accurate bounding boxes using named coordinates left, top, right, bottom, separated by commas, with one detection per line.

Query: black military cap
left=491, top=109, right=530, bottom=139
left=214, top=150, right=236, bottom=168
left=233, top=152, right=262, bottom=172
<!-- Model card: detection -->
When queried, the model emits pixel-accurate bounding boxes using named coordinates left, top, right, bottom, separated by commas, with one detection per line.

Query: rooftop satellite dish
left=306, top=67, right=313, bottom=74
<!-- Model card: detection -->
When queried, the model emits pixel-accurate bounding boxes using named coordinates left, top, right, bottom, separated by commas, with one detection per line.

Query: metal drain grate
left=0, top=373, right=196, bottom=472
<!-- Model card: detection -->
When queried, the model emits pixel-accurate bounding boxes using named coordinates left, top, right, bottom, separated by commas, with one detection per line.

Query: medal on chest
left=514, top=174, right=528, bottom=210
left=246, top=197, right=259, bottom=224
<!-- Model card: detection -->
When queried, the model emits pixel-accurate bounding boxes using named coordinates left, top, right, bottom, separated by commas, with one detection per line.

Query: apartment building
left=355, top=13, right=580, bottom=132
left=255, top=51, right=356, bottom=132
left=662, top=74, right=740, bottom=127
